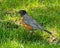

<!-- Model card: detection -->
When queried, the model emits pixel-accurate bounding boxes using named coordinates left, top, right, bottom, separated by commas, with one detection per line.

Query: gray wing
left=23, top=14, right=43, bottom=30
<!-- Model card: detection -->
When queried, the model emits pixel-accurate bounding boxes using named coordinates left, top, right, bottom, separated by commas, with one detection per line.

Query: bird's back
left=23, top=14, right=43, bottom=30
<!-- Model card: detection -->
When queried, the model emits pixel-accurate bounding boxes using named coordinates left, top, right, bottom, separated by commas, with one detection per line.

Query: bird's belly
left=20, top=18, right=32, bottom=30
left=22, top=22, right=32, bottom=30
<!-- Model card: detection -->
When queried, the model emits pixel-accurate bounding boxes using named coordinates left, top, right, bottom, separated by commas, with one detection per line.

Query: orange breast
left=20, top=17, right=32, bottom=30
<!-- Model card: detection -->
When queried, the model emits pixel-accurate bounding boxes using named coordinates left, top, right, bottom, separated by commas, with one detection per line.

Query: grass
left=0, top=0, right=60, bottom=48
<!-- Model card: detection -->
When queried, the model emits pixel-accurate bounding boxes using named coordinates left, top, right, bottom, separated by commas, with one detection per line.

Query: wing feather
left=23, top=14, right=42, bottom=30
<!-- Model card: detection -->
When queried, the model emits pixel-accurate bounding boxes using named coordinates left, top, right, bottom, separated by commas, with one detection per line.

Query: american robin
left=18, top=10, right=52, bottom=35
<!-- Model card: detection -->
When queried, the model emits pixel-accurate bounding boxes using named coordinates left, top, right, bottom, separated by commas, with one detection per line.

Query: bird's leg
left=29, top=30, right=35, bottom=35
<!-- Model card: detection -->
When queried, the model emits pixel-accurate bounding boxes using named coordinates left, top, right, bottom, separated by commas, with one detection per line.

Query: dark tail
left=43, top=29, right=52, bottom=35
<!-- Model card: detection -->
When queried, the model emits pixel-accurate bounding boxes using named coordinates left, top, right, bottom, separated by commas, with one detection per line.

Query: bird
left=18, top=10, right=53, bottom=35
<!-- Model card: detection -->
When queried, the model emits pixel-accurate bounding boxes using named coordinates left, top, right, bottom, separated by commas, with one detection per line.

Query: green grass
left=0, top=0, right=60, bottom=48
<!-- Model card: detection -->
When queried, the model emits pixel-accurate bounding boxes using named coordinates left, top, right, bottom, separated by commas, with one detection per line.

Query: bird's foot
left=29, top=31, right=35, bottom=35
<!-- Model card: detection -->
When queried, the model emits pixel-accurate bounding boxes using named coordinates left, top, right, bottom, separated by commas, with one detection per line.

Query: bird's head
left=19, top=10, right=27, bottom=16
